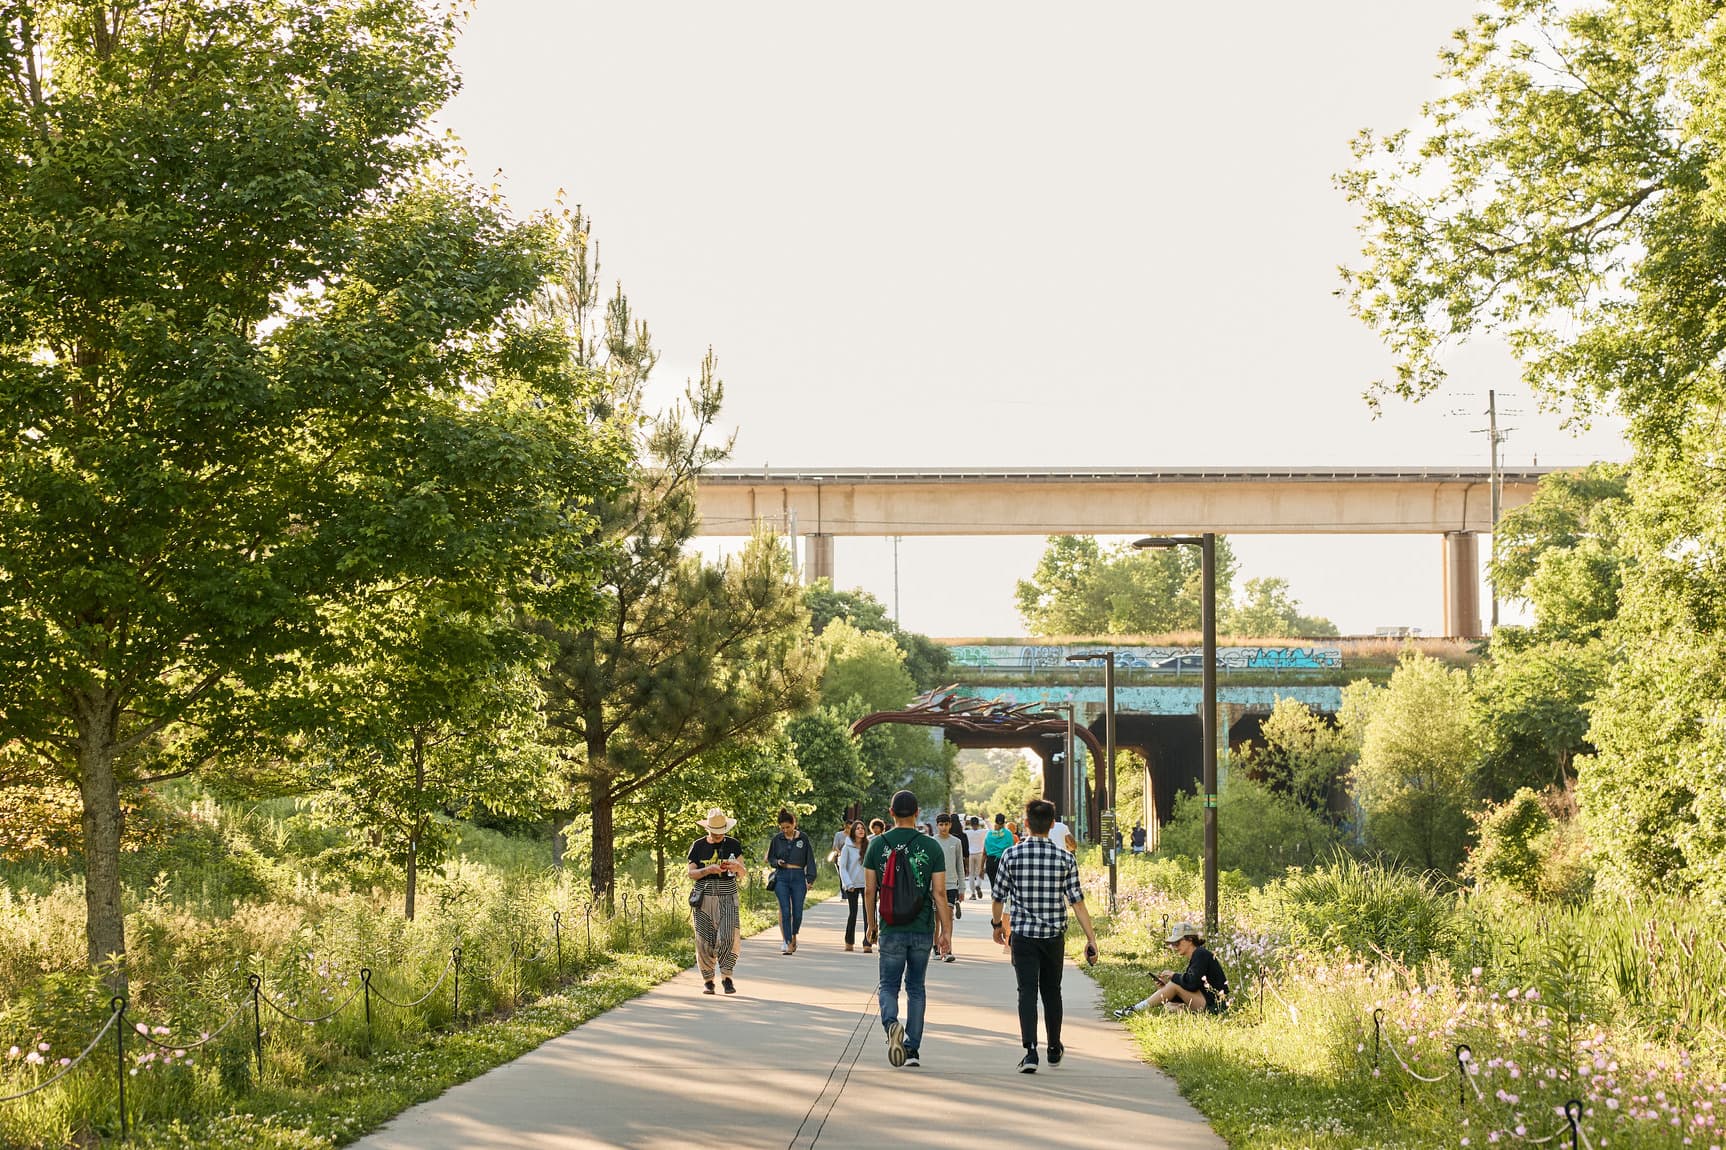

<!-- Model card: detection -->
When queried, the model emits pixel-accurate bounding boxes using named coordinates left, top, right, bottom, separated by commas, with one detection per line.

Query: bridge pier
left=803, top=533, right=834, bottom=583
left=1442, top=532, right=1483, bottom=639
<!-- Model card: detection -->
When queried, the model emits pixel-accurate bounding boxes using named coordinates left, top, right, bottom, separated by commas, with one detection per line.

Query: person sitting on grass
left=1114, top=920, right=1229, bottom=1016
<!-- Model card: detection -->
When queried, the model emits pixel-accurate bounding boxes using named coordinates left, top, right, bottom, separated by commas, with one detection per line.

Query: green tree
left=1463, top=787, right=1552, bottom=900
left=308, top=602, right=553, bottom=918
left=526, top=215, right=820, bottom=898
left=620, top=732, right=806, bottom=891
left=1338, top=1, right=1726, bottom=893
left=1015, top=535, right=1243, bottom=636
left=1158, top=776, right=1339, bottom=883
left=785, top=707, right=867, bottom=839
left=1226, top=578, right=1339, bottom=638
left=1472, top=639, right=1604, bottom=800
left=816, top=619, right=952, bottom=814
left=1241, top=696, right=1362, bottom=815
left=1351, top=654, right=1479, bottom=875
left=992, top=758, right=1041, bottom=822
left=0, top=1, right=619, bottom=978
left=803, top=580, right=951, bottom=690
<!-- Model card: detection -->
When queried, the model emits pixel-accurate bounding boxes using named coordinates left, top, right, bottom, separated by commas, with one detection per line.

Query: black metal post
left=1104, top=652, right=1116, bottom=911
left=584, top=902, right=594, bottom=956
left=637, top=893, right=646, bottom=943
left=1455, top=1044, right=1472, bottom=1106
left=360, top=968, right=372, bottom=1044
left=1565, top=1099, right=1582, bottom=1148
left=451, top=947, right=462, bottom=1024
left=248, top=973, right=263, bottom=1081
left=1372, top=1007, right=1383, bottom=1070
left=1201, top=532, right=1218, bottom=938
left=553, top=911, right=563, bottom=978
left=112, top=996, right=127, bottom=1141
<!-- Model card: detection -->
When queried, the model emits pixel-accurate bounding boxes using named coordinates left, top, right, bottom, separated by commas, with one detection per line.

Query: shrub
left=1272, top=852, right=1461, bottom=964
left=1157, top=776, right=1339, bottom=883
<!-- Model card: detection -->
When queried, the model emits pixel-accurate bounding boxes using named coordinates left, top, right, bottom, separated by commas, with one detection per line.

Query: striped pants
left=692, top=884, right=741, bottom=978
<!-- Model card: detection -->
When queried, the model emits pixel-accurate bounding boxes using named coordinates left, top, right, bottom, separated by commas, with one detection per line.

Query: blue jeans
left=774, top=871, right=807, bottom=943
left=876, top=930, right=933, bottom=1051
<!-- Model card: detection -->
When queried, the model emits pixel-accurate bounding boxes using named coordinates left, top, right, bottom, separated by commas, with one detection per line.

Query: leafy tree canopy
left=0, top=0, right=622, bottom=976
left=803, top=580, right=951, bottom=690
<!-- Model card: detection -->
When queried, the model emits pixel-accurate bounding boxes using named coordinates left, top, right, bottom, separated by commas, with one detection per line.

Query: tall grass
left=0, top=787, right=796, bottom=1148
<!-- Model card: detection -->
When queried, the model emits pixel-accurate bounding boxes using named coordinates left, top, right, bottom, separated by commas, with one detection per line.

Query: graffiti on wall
left=947, top=644, right=1343, bottom=671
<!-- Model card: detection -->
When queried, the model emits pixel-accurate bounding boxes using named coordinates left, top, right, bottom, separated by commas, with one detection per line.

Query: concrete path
left=351, top=893, right=1224, bottom=1149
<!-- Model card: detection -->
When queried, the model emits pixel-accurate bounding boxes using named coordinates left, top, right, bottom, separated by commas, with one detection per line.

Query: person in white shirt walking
left=1048, top=816, right=1077, bottom=853
left=934, top=815, right=964, bottom=961
left=963, top=816, right=988, bottom=899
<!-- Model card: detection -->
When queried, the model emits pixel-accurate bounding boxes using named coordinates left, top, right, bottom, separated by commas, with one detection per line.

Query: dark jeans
left=985, top=854, right=1001, bottom=889
left=774, top=870, right=808, bottom=943
left=844, top=887, right=863, bottom=945
left=1010, top=932, right=1066, bottom=1050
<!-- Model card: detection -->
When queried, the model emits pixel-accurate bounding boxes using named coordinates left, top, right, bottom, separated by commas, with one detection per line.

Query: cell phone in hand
left=1085, top=942, right=1098, bottom=966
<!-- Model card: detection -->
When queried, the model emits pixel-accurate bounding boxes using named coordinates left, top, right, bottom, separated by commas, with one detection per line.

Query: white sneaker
left=885, top=1021, right=906, bottom=1067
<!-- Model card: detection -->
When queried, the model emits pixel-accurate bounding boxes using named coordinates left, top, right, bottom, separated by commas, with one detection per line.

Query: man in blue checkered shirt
left=991, top=798, right=1100, bottom=1073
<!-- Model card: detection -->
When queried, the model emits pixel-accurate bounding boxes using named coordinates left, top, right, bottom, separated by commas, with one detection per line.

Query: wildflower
left=24, top=1051, right=43, bottom=1066
left=35, top=1042, right=47, bottom=1052
left=5, top=1046, right=17, bottom=1059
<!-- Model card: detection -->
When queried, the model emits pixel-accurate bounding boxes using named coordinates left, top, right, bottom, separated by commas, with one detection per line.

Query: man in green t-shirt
left=863, top=789, right=948, bottom=1069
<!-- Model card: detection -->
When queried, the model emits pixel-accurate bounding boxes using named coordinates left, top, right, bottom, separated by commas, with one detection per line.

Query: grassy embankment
left=1078, top=851, right=1725, bottom=1150
left=0, top=784, right=822, bottom=1149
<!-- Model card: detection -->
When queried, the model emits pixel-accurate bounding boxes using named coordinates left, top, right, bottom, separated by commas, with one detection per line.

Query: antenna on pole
left=891, top=536, right=903, bottom=625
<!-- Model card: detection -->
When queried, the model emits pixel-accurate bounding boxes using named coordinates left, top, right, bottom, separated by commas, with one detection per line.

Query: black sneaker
left=703, top=980, right=716, bottom=995
left=903, top=1048, right=921, bottom=1067
left=722, top=977, right=736, bottom=995
left=1018, top=1048, right=1039, bottom=1074
left=954, top=902, right=962, bottom=919
left=1047, top=1043, right=1064, bottom=1065
left=885, top=1021, right=906, bottom=1067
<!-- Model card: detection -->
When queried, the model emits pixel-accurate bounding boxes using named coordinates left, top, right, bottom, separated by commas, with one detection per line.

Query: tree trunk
left=75, top=692, right=127, bottom=991
left=405, top=737, right=424, bottom=921
left=655, top=807, right=666, bottom=892
left=551, top=814, right=567, bottom=867
left=589, top=777, right=615, bottom=910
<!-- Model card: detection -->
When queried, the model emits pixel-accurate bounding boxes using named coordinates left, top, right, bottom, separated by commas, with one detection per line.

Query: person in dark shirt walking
left=1115, top=920, right=1230, bottom=1016
left=992, top=798, right=1100, bottom=1073
left=687, top=808, right=747, bottom=995
left=765, top=808, right=818, bottom=955
left=863, top=790, right=949, bottom=1069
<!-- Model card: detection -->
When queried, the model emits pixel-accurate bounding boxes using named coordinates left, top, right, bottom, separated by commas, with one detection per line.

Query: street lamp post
left=1066, top=650, right=1117, bottom=913
left=1133, top=533, right=1219, bottom=937
left=1044, top=702, right=1076, bottom=827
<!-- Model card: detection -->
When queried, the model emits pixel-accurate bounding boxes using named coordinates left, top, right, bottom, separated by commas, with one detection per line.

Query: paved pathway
left=352, top=893, right=1224, bottom=1149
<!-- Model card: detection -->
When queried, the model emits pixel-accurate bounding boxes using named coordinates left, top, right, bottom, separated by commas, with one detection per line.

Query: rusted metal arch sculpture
left=848, top=688, right=1106, bottom=761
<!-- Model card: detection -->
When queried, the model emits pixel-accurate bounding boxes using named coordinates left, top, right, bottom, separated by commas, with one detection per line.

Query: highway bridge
left=694, top=466, right=1558, bottom=637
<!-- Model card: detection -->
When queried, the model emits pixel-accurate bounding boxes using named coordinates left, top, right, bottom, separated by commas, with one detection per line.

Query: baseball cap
left=890, top=790, right=918, bottom=817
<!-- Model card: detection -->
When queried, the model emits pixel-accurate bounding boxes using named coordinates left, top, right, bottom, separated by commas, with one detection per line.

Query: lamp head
left=1133, top=536, right=1193, bottom=549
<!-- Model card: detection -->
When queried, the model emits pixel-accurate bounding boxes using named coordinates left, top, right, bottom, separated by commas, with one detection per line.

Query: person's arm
left=990, top=853, right=1013, bottom=944
left=688, top=846, right=719, bottom=881
left=803, top=832, right=818, bottom=881
left=1070, top=898, right=1099, bottom=962
left=932, top=883, right=950, bottom=950
left=863, top=867, right=879, bottom=936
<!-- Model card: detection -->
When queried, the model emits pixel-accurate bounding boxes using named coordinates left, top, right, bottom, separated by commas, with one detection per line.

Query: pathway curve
left=351, top=891, right=1223, bottom=1149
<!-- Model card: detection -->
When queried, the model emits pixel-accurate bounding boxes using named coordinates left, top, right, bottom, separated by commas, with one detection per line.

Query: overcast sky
left=438, top=2, right=1629, bottom=638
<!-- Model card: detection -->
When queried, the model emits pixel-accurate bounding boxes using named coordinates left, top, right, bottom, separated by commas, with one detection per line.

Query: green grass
left=0, top=784, right=827, bottom=1148
left=1079, top=859, right=1726, bottom=1150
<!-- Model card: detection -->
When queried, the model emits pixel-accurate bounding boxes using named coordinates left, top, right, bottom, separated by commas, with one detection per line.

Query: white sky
left=439, top=1, right=1629, bottom=637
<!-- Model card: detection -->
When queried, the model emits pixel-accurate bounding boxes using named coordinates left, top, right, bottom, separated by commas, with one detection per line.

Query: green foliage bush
left=1157, top=776, right=1339, bottom=884
left=1272, top=852, right=1461, bottom=965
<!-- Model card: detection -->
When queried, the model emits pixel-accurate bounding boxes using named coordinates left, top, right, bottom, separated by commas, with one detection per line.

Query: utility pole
left=891, top=536, right=902, bottom=625
left=1488, top=390, right=1501, bottom=630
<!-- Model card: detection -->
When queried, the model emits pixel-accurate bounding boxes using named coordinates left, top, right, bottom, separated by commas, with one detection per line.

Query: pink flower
left=23, top=1051, right=43, bottom=1066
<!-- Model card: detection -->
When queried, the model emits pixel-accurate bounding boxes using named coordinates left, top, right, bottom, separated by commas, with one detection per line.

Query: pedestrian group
left=684, top=790, right=1228, bottom=1072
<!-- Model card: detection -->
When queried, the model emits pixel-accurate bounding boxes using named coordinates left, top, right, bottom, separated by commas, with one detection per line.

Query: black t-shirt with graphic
left=688, top=835, right=743, bottom=892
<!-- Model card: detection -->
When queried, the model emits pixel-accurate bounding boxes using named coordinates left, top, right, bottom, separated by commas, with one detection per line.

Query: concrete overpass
left=694, top=466, right=1557, bottom=637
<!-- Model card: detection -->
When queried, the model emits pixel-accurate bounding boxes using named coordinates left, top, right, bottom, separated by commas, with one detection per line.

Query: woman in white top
left=838, top=820, right=870, bottom=952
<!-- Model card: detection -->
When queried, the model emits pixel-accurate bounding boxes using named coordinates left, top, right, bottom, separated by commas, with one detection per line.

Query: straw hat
left=1166, top=920, right=1202, bottom=945
left=696, top=808, right=737, bottom=835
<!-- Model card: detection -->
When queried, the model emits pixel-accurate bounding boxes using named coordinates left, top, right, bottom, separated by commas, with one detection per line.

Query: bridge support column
left=804, top=533, right=834, bottom=583
left=1442, top=532, right=1483, bottom=638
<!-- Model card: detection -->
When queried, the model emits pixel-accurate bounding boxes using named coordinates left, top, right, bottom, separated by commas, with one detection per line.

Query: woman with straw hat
left=687, top=808, right=746, bottom=995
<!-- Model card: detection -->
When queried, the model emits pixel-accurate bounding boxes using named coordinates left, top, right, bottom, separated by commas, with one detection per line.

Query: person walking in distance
left=687, top=808, right=747, bottom=995
left=992, top=799, right=1100, bottom=1073
left=964, top=816, right=988, bottom=899
left=984, top=813, right=1013, bottom=891
left=863, top=790, right=949, bottom=1068
left=765, top=808, right=818, bottom=955
left=838, top=820, right=869, bottom=952
left=934, top=814, right=963, bottom=961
